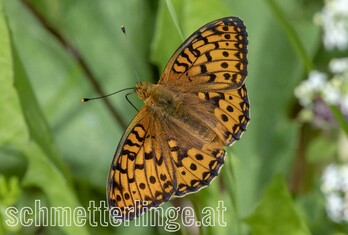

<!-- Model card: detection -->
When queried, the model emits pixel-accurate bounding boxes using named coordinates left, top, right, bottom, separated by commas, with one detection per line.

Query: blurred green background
left=1, top=0, right=348, bottom=234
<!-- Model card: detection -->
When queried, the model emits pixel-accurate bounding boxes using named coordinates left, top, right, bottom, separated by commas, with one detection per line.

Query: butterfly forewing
left=159, top=17, right=248, bottom=90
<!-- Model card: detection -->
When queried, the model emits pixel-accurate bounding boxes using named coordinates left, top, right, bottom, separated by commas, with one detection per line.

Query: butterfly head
left=135, top=81, right=154, bottom=101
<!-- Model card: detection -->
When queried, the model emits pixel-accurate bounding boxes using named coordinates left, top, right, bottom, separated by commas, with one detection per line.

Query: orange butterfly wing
left=107, top=107, right=177, bottom=220
left=159, top=17, right=248, bottom=90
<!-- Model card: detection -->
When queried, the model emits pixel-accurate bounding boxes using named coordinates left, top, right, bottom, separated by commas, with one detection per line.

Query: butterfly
left=107, top=16, right=249, bottom=221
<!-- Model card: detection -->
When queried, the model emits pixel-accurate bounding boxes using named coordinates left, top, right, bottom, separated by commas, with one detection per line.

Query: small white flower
left=326, top=193, right=345, bottom=222
left=317, top=0, right=348, bottom=50
left=294, top=71, right=328, bottom=107
left=330, top=0, right=348, bottom=15
left=322, top=164, right=341, bottom=193
left=294, top=82, right=314, bottom=107
left=330, top=58, right=348, bottom=74
left=322, top=82, right=340, bottom=105
left=321, top=163, right=348, bottom=222
left=308, top=71, right=327, bottom=90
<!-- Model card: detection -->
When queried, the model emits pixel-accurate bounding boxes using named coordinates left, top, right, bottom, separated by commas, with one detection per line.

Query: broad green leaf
left=245, top=176, right=311, bottom=235
left=12, top=46, right=71, bottom=180
left=0, top=3, right=25, bottom=232
left=0, top=0, right=27, bottom=147
left=18, top=141, right=90, bottom=235
left=11, top=45, right=88, bottom=234
left=0, top=3, right=89, bottom=233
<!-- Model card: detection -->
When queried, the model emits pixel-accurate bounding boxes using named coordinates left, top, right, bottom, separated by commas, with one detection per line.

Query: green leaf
left=245, top=176, right=311, bottom=235
left=12, top=45, right=71, bottom=180
left=0, top=3, right=24, bottom=232
left=0, top=175, right=20, bottom=206
left=12, top=46, right=89, bottom=235
left=22, top=142, right=89, bottom=234
left=0, top=3, right=89, bottom=233
left=0, top=0, right=28, bottom=148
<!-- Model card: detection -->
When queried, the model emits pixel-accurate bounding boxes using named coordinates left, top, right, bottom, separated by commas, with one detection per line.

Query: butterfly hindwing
left=107, top=108, right=177, bottom=220
left=197, top=85, right=250, bottom=146
left=154, top=117, right=226, bottom=197
left=172, top=144, right=226, bottom=197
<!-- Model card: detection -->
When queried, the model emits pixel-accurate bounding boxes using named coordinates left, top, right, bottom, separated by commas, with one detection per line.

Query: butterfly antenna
left=81, top=87, right=135, bottom=102
left=125, top=92, right=138, bottom=112
left=121, top=26, right=141, bottom=82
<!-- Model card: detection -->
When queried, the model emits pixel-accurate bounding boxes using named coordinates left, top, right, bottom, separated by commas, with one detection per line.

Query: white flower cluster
left=314, top=0, right=348, bottom=50
left=294, top=58, right=348, bottom=113
left=294, top=71, right=328, bottom=107
left=304, top=0, right=348, bottom=225
left=321, top=163, right=348, bottom=222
